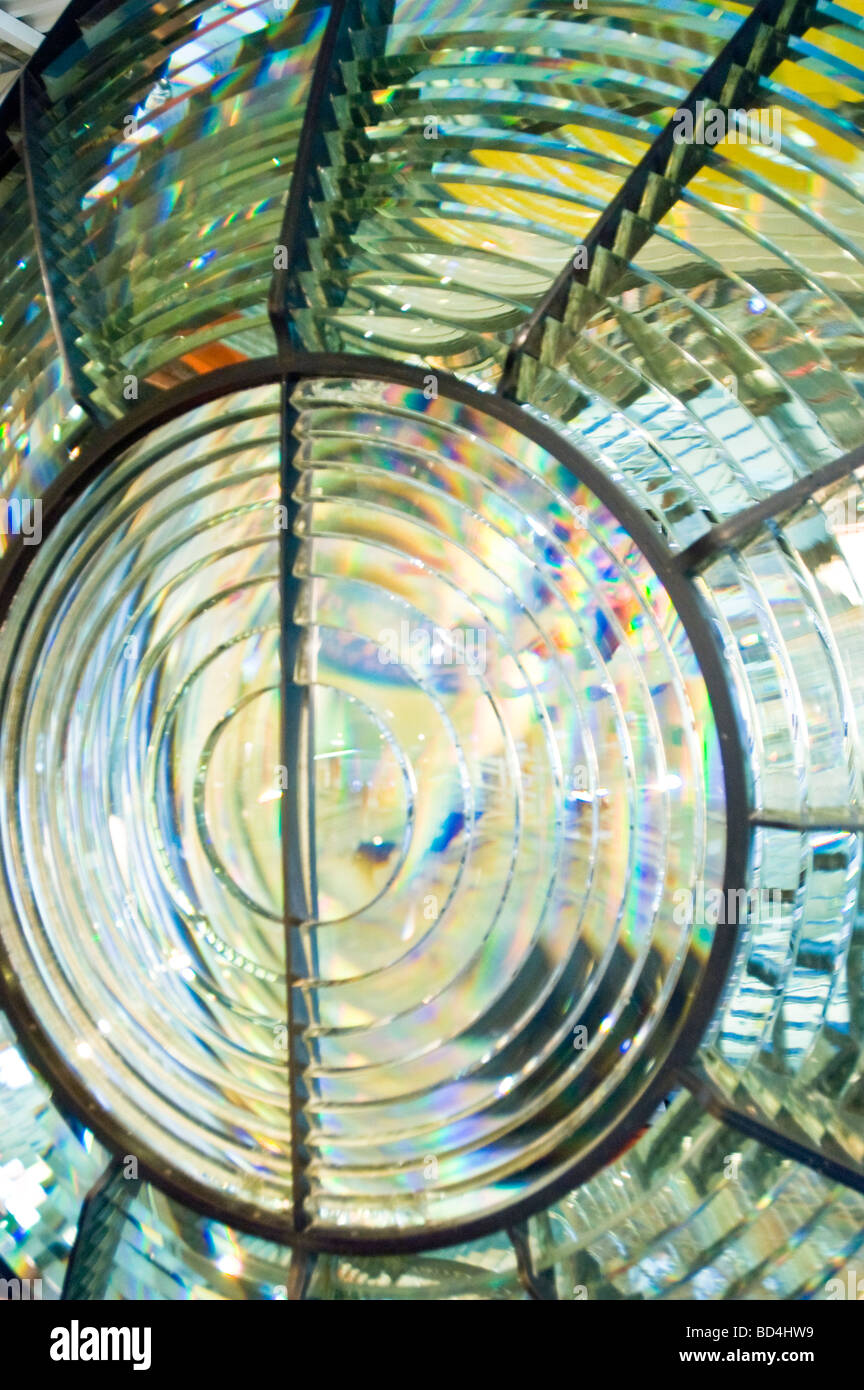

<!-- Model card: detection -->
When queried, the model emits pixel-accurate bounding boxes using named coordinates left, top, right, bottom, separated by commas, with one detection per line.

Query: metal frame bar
left=268, top=0, right=349, bottom=359
left=678, top=441, right=864, bottom=574
left=267, top=0, right=395, bottom=357
left=507, top=1222, right=559, bottom=1301
left=280, top=378, right=315, bottom=1236
left=680, top=1067, right=864, bottom=1198
left=0, top=351, right=749, bottom=1256
left=286, top=1247, right=318, bottom=1299
left=751, top=809, right=864, bottom=833
left=61, top=1156, right=140, bottom=1301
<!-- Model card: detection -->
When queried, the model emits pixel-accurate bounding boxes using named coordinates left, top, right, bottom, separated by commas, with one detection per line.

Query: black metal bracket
left=286, top=1247, right=318, bottom=1299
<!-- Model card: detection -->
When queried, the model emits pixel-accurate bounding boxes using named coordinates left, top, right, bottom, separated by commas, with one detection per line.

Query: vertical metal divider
left=286, top=1246, right=318, bottom=1300
left=266, top=0, right=394, bottom=1257
left=61, top=1156, right=141, bottom=1300
left=268, top=0, right=349, bottom=359
left=267, top=0, right=399, bottom=362
left=280, top=376, right=316, bottom=1239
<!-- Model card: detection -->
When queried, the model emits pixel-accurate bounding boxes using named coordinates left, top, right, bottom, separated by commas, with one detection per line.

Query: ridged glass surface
left=0, top=376, right=728, bottom=1238
left=37, top=0, right=328, bottom=412
left=13, top=1091, right=862, bottom=1300
left=0, top=153, right=83, bottom=543
left=0, top=385, right=290, bottom=1215
left=2, top=0, right=864, bottom=1298
left=290, top=0, right=743, bottom=379
left=0, top=1016, right=108, bottom=1298
left=294, top=376, right=727, bottom=1233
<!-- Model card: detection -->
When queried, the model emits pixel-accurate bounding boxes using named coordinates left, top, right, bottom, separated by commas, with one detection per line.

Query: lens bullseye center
left=201, top=683, right=412, bottom=923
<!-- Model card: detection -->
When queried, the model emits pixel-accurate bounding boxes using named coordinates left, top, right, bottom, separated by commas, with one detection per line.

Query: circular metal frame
left=0, top=352, right=751, bottom=1254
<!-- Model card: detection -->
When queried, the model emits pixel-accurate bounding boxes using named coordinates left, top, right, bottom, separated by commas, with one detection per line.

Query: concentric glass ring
left=0, top=357, right=747, bottom=1249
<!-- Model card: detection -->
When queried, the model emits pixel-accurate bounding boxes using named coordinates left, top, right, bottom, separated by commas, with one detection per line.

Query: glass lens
left=0, top=375, right=729, bottom=1241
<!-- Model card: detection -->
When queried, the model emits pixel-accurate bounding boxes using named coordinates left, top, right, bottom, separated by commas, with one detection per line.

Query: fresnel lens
left=1, top=0, right=864, bottom=1301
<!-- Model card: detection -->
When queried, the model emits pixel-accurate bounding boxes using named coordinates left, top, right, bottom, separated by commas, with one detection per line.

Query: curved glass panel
left=1, top=0, right=864, bottom=1301
left=0, top=375, right=731, bottom=1243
